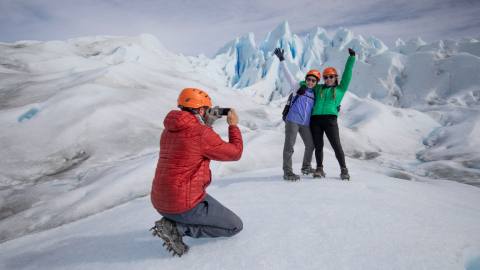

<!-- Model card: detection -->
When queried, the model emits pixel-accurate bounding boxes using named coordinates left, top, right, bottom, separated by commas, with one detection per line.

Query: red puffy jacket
left=151, top=110, right=243, bottom=214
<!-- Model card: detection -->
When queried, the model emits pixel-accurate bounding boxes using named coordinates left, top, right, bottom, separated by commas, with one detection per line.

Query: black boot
left=313, top=167, right=326, bottom=178
left=150, top=218, right=189, bottom=257
left=283, top=172, right=300, bottom=181
left=301, top=167, right=315, bottom=175
left=340, top=167, right=350, bottom=181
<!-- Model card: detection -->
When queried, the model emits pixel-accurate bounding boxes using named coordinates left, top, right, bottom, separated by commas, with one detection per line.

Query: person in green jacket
left=310, top=48, right=356, bottom=180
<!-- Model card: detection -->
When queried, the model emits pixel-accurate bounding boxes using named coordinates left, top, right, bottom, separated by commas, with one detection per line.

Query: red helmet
left=177, top=88, right=212, bottom=109
left=323, top=67, right=338, bottom=76
left=305, top=69, right=321, bottom=81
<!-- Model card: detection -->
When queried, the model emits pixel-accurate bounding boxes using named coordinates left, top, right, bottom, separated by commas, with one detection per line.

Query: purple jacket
left=280, top=62, right=315, bottom=126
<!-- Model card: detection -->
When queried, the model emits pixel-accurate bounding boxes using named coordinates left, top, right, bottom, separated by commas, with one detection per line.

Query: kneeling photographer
left=150, top=87, right=243, bottom=256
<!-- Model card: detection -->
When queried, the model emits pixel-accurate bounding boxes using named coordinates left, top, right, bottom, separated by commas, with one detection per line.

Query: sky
left=1, top=0, right=480, bottom=56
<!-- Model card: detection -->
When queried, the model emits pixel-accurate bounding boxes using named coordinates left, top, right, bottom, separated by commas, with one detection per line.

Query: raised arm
left=201, top=109, right=243, bottom=161
left=338, top=48, right=356, bottom=92
left=280, top=61, right=300, bottom=90
left=201, top=126, right=243, bottom=161
left=274, top=48, right=300, bottom=91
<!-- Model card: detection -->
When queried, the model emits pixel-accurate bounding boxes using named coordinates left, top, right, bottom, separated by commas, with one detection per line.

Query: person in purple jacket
left=274, top=48, right=320, bottom=181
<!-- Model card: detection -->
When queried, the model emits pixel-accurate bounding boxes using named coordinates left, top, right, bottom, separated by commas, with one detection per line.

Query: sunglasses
left=306, top=77, right=317, bottom=82
left=323, top=75, right=337, bottom=80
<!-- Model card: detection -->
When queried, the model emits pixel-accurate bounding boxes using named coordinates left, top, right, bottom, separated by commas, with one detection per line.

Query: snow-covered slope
left=1, top=159, right=480, bottom=270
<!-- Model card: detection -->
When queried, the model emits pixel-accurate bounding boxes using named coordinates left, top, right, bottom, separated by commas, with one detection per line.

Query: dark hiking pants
left=160, top=194, right=243, bottom=238
left=283, top=120, right=315, bottom=174
left=310, top=115, right=347, bottom=169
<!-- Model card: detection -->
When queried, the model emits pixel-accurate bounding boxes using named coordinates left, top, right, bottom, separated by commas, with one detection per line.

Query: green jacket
left=311, top=55, right=355, bottom=116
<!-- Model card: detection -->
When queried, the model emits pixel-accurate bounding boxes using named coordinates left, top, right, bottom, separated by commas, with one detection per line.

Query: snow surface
left=1, top=159, right=480, bottom=270
left=1, top=22, right=480, bottom=269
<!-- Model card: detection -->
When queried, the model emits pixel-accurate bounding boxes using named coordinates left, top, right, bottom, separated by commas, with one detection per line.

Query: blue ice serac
left=18, top=108, right=40, bottom=123
left=216, top=21, right=378, bottom=94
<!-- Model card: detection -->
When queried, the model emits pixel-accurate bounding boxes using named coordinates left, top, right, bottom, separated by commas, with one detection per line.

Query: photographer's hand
left=227, top=109, right=238, bottom=126
left=205, top=106, right=221, bottom=126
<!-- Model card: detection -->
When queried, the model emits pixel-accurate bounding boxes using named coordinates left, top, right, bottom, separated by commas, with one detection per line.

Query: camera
left=207, top=106, right=231, bottom=117
left=218, top=108, right=231, bottom=116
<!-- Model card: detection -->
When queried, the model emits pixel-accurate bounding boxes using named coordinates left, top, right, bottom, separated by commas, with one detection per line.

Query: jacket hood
left=163, top=110, right=199, bottom=132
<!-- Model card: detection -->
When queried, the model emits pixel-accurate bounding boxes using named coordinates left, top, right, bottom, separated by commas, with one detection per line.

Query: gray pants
left=160, top=194, right=243, bottom=238
left=283, top=120, right=315, bottom=174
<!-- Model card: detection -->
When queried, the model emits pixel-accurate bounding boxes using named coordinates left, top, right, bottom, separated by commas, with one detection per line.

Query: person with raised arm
left=274, top=48, right=320, bottom=181
left=310, top=48, right=356, bottom=180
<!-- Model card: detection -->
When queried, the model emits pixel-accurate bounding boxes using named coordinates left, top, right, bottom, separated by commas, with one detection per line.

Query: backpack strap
left=296, top=85, right=315, bottom=101
left=291, top=93, right=300, bottom=105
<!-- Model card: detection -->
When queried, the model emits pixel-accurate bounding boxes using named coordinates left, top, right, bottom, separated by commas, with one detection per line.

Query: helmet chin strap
left=196, top=113, right=207, bottom=125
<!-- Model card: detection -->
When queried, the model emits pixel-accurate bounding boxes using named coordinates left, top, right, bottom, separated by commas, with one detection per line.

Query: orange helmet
left=323, top=67, right=338, bottom=76
left=177, top=88, right=212, bottom=109
left=305, top=69, right=321, bottom=81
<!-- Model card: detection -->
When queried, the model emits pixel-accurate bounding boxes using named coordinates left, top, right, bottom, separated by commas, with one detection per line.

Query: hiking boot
left=340, top=167, right=350, bottom=181
left=313, top=167, right=326, bottom=178
left=150, top=218, right=189, bottom=257
left=301, top=167, right=316, bottom=175
left=283, top=172, right=300, bottom=181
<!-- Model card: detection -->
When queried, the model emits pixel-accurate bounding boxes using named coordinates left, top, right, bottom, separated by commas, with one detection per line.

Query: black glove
left=274, top=48, right=285, bottom=61
left=348, top=48, right=356, bottom=57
